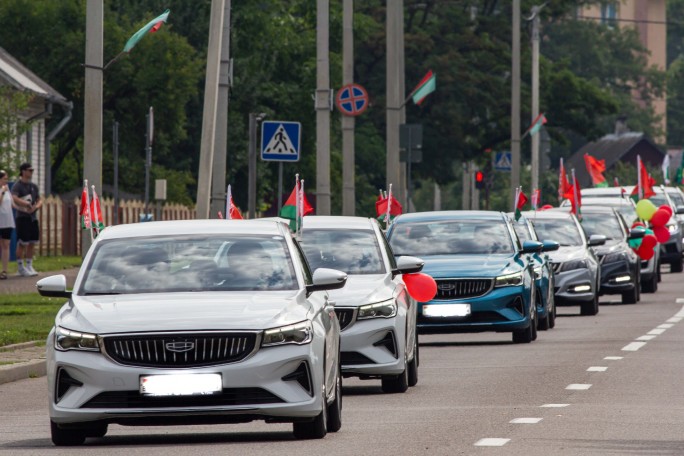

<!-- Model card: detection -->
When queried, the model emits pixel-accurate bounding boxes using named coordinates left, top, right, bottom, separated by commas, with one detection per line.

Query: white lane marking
left=658, top=323, right=674, bottom=329
left=648, top=328, right=667, bottom=335
left=636, top=335, right=656, bottom=341
left=675, top=304, right=684, bottom=317
left=604, top=356, right=623, bottom=360
left=541, top=403, right=570, bottom=408
left=474, top=438, right=510, bottom=447
left=587, top=366, right=607, bottom=372
left=676, top=299, right=684, bottom=305
left=510, top=417, right=543, bottom=424
left=622, top=342, right=647, bottom=351
left=566, top=384, right=592, bottom=390
left=667, top=317, right=682, bottom=323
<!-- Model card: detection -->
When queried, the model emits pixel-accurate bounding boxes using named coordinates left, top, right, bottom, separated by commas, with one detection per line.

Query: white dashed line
left=648, top=328, right=667, bottom=335
left=622, top=342, right=647, bottom=351
left=636, top=335, right=656, bottom=341
left=510, top=417, right=543, bottom=424
left=474, top=438, right=510, bottom=447
left=566, top=384, right=592, bottom=390
left=674, top=304, right=684, bottom=317
left=541, top=403, right=570, bottom=408
left=667, top=317, right=682, bottom=323
left=604, top=356, right=623, bottom=360
left=658, top=323, right=674, bottom=329
left=675, top=298, right=684, bottom=304
left=587, top=366, right=607, bottom=372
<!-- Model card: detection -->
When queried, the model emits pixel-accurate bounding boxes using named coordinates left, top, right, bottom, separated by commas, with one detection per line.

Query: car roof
left=393, top=210, right=506, bottom=223
left=301, top=215, right=376, bottom=230
left=96, top=219, right=287, bottom=241
left=580, top=197, right=634, bottom=206
left=520, top=209, right=574, bottom=220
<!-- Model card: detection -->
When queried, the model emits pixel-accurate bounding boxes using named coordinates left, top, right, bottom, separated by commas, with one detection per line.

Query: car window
left=291, top=239, right=314, bottom=285
left=80, top=235, right=298, bottom=294
left=668, top=190, right=684, bottom=207
left=649, top=194, right=669, bottom=207
left=388, top=219, right=515, bottom=256
left=512, top=222, right=532, bottom=242
left=300, top=229, right=386, bottom=274
left=376, top=227, right=398, bottom=270
left=530, top=219, right=583, bottom=246
left=579, top=212, right=624, bottom=240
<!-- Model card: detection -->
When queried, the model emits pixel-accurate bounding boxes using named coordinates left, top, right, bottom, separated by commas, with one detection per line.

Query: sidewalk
left=0, top=267, right=80, bottom=384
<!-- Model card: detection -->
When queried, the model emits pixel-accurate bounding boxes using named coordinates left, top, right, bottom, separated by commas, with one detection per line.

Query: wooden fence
left=36, top=196, right=196, bottom=256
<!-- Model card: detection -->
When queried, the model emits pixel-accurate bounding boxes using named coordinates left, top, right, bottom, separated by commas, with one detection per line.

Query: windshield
left=579, top=212, right=624, bottom=240
left=531, top=218, right=583, bottom=246
left=300, top=229, right=386, bottom=274
left=80, top=235, right=298, bottom=294
left=649, top=194, right=669, bottom=207
left=512, top=222, right=532, bottom=242
left=389, top=219, right=514, bottom=256
left=667, top=190, right=684, bottom=207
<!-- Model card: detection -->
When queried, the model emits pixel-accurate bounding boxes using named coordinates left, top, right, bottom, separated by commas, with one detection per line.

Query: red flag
left=568, top=171, right=582, bottom=217
left=281, top=181, right=314, bottom=218
left=79, top=182, right=91, bottom=230
left=584, top=154, right=608, bottom=187
left=228, top=197, right=243, bottom=220
left=90, top=186, right=105, bottom=234
left=516, top=190, right=528, bottom=209
left=630, top=156, right=656, bottom=200
left=375, top=194, right=403, bottom=219
left=559, top=158, right=572, bottom=202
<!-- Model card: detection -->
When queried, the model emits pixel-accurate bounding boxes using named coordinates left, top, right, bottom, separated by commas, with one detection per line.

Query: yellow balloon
left=636, top=199, right=657, bottom=221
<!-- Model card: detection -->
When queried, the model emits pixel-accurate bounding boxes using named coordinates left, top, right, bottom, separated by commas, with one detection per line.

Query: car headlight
left=668, top=224, right=679, bottom=234
left=357, top=300, right=397, bottom=320
left=55, top=326, right=100, bottom=352
left=262, top=321, right=313, bottom=347
left=533, top=266, right=543, bottom=280
left=495, top=271, right=524, bottom=287
left=560, top=259, right=588, bottom=272
left=603, top=252, right=625, bottom=263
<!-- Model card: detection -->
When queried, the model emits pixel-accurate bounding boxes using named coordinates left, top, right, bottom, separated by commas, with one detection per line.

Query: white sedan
left=38, top=220, right=346, bottom=445
left=301, top=216, right=423, bottom=393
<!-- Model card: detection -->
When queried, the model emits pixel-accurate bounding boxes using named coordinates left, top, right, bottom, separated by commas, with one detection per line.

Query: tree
left=0, top=86, right=35, bottom=172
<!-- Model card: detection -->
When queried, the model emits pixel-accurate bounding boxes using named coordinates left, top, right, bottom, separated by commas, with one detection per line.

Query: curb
left=0, top=359, right=46, bottom=385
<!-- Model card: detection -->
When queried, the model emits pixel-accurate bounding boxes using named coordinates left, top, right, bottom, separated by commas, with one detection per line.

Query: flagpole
left=295, top=174, right=300, bottom=235
left=84, top=180, right=94, bottom=243
left=299, top=179, right=305, bottom=239
left=386, top=183, right=393, bottom=230
left=637, top=155, right=643, bottom=200
left=572, top=168, right=580, bottom=220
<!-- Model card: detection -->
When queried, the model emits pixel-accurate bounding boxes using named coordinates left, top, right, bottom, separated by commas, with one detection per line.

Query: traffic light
left=475, top=170, right=485, bottom=190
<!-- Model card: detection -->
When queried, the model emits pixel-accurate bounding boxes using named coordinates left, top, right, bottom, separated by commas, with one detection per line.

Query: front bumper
left=599, top=260, right=635, bottom=295
left=338, top=315, right=406, bottom=377
left=553, top=268, right=595, bottom=305
left=416, top=285, right=531, bottom=334
left=47, top=336, right=325, bottom=425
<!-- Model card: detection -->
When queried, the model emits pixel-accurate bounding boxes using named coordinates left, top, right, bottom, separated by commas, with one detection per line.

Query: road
left=1, top=271, right=683, bottom=455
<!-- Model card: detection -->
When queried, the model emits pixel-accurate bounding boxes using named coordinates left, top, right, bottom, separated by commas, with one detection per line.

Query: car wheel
left=326, top=361, right=342, bottom=433
left=642, top=273, right=658, bottom=293
left=580, top=291, right=599, bottom=316
left=293, top=382, right=328, bottom=439
left=512, top=304, right=536, bottom=343
left=381, top=357, right=409, bottom=393
left=83, top=423, right=107, bottom=438
left=548, top=293, right=556, bottom=329
left=671, top=257, right=683, bottom=273
left=50, top=421, right=86, bottom=447
left=657, top=261, right=662, bottom=282
left=537, top=290, right=550, bottom=331
left=621, top=286, right=638, bottom=304
left=407, top=333, right=419, bottom=387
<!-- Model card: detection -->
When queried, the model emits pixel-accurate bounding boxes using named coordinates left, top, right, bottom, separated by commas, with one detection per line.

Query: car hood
left=545, top=246, right=589, bottom=263
left=58, top=291, right=308, bottom=334
left=327, top=274, right=394, bottom=307
left=419, top=255, right=521, bottom=279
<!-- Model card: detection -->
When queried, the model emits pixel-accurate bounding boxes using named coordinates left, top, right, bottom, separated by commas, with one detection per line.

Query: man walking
left=11, top=163, right=41, bottom=276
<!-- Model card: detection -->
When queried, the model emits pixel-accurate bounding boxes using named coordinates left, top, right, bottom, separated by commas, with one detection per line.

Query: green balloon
left=636, top=199, right=657, bottom=221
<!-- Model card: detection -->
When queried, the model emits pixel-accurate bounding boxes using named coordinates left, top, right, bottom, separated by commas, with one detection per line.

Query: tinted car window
left=668, top=191, right=684, bottom=207
left=649, top=194, right=669, bottom=207
left=389, top=220, right=514, bottom=255
left=531, top=219, right=583, bottom=246
left=580, top=212, right=623, bottom=240
left=301, top=229, right=386, bottom=274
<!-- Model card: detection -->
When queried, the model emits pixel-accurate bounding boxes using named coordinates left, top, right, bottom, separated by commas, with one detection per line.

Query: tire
left=580, top=293, right=599, bottom=316
left=537, top=289, right=550, bottom=331
left=671, top=257, right=683, bottom=273
left=642, top=273, right=658, bottom=293
left=326, top=364, right=342, bottom=433
left=512, top=303, right=536, bottom=343
left=548, top=293, right=556, bottom=329
left=407, top=333, right=419, bottom=387
left=293, top=386, right=327, bottom=439
left=50, top=421, right=86, bottom=447
left=621, top=287, right=638, bottom=304
left=83, top=423, right=108, bottom=438
left=381, top=358, right=409, bottom=393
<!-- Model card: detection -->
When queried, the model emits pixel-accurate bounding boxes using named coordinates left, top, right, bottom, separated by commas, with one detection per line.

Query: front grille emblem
left=165, top=341, right=194, bottom=353
left=438, top=283, right=456, bottom=291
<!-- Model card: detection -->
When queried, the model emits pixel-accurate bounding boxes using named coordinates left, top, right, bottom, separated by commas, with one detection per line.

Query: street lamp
left=248, top=112, right=267, bottom=219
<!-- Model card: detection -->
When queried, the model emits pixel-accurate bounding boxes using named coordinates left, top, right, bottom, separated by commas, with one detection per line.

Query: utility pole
left=248, top=112, right=266, bottom=218
left=386, top=1, right=402, bottom=203
left=82, top=0, right=103, bottom=256
left=144, top=107, right=153, bottom=218
left=316, top=0, right=331, bottom=215
left=529, top=4, right=544, bottom=195
left=510, top=0, right=521, bottom=210
left=341, top=0, right=355, bottom=216
left=196, top=0, right=225, bottom=219
left=210, top=0, right=232, bottom=219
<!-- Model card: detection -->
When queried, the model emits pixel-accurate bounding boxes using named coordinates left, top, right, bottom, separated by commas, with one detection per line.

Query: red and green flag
left=514, top=187, right=528, bottom=221
left=123, top=9, right=170, bottom=53
left=527, top=113, right=547, bottom=137
left=79, top=180, right=91, bottom=230
left=630, top=155, right=656, bottom=201
left=558, top=157, right=572, bottom=202
left=90, top=185, right=105, bottom=235
left=375, top=186, right=403, bottom=223
left=584, top=153, right=608, bottom=187
left=226, top=185, right=243, bottom=220
left=280, top=175, right=313, bottom=231
left=411, top=70, right=436, bottom=105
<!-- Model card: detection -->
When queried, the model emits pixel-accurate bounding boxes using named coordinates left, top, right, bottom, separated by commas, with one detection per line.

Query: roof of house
left=0, top=46, right=68, bottom=106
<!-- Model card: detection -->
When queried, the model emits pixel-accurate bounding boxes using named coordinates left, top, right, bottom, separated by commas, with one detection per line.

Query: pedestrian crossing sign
left=261, top=121, right=301, bottom=162
left=494, top=151, right=512, bottom=171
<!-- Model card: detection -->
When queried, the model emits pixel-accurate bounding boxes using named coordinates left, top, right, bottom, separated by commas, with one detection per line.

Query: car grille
left=103, top=333, right=257, bottom=368
left=434, top=279, right=493, bottom=300
left=335, top=308, right=356, bottom=331
left=81, top=388, right=283, bottom=409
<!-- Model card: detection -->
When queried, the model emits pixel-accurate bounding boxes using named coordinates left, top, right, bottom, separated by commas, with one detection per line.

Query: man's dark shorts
left=15, top=218, right=39, bottom=244
left=0, top=228, right=12, bottom=240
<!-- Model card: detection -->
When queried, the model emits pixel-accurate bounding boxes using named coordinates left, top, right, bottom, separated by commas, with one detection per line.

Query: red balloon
left=659, top=205, right=673, bottom=217
left=653, top=225, right=671, bottom=243
left=541, top=204, right=554, bottom=210
left=637, top=244, right=655, bottom=260
left=640, top=234, right=658, bottom=251
left=403, top=273, right=437, bottom=302
left=650, top=208, right=670, bottom=228
left=631, top=221, right=646, bottom=229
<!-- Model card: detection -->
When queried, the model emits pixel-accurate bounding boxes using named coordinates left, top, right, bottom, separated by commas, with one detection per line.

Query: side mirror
left=628, top=227, right=646, bottom=240
left=393, top=255, right=424, bottom=277
left=36, top=274, right=72, bottom=298
left=307, top=268, right=347, bottom=293
left=588, top=234, right=607, bottom=247
left=520, top=240, right=543, bottom=254
left=676, top=206, right=684, bottom=215
left=541, top=240, right=560, bottom=252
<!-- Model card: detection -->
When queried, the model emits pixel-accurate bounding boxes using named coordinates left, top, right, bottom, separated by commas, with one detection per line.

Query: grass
left=0, top=293, right=66, bottom=346
left=4, top=255, right=82, bottom=274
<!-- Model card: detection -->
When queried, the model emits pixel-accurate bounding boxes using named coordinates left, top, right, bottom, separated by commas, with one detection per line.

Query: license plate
left=140, top=373, right=222, bottom=396
left=423, top=303, right=471, bottom=318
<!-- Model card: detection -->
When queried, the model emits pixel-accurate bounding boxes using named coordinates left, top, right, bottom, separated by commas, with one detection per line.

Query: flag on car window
left=280, top=175, right=313, bottom=231
left=80, top=180, right=91, bottom=230
left=630, top=155, right=656, bottom=201
left=514, top=187, right=528, bottom=221
left=90, top=185, right=105, bottom=235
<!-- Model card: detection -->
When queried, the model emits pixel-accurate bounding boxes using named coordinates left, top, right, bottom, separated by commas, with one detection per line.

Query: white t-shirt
left=0, top=189, right=15, bottom=229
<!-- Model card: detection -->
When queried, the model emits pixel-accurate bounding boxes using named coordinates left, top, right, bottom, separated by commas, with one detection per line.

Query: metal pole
left=341, top=0, right=355, bottom=216
left=406, top=127, right=412, bottom=211
left=113, top=120, right=119, bottom=225
left=386, top=1, right=401, bottom=200
left=82, top=0, right=103, bottom=256
left=144, top=112, right=151, bottom=217
left=277, top=162, right=283, bottom=214
left=248, top=113, right=257, bottom=219
left=195, top=0, right=226, bottom=219
left=462, top=162, right=470, bottom=210
left=511, top=0, right=521, bottom=210
left=210, top=0, right=232, bottom=219
left=397, top=0, right=407, bottom=208
left=316, top=0, right=331, bottom=215
left=530, top=5, right=541, bottom=194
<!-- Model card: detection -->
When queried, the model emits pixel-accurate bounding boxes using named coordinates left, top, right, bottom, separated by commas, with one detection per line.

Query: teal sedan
left=387, top=211, right=542, bottom=343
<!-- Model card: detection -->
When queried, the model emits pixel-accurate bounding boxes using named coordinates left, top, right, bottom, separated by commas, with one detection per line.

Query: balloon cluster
left=403, top=273, right=437, bottom=302
left=632, top=200, right=672, bottom=260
